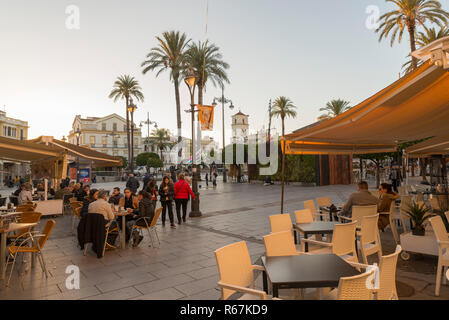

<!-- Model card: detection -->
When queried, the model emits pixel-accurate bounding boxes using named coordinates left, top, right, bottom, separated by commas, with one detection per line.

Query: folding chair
left=132, top=208, right=162, bottom=248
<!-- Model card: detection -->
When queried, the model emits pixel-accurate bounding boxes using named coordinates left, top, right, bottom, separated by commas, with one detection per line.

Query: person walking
left=205, top=173, right=209, bottom=189
left=389, top=165, right=402, bottom=193
left=142, top=173, right=151, bottom=191
left=126, top=173, right=140, bottom=195
left=212, top=170, right=218, bottom=188
left=159, top=176, right=175, bottom=228
left=174, top=173, right=195, bottom=224
left=145, top=179, right=158, bottom=208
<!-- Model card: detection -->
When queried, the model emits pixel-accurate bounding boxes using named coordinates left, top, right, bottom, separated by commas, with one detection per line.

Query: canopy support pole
left=281, top=140, right=286, bottom=214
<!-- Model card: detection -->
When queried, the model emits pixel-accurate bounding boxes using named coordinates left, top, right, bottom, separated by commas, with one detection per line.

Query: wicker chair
left=269, top=214, right=293, bottom=233
left=131, top=208, right=163, bottom=248
left=215, top=241, right=268, bottom=300
left=358, top=214, right=382, bottom=264
left=338, top=205, right=378, bottom=227
left=323, top=269, right=375, bottom=300
left=263, top=231, right=303, bottom=257
left=429, top=216, right=449, bottom=296
left=302, top=222, right=358, bottom=263
left=304, top=200, right=328, bottom=221
left=5, top=220, right=55, bottom=287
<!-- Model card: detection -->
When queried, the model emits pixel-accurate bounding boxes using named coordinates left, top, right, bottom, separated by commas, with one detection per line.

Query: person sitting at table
left=341, top=181, right=378, bottom=217
left=77, top=184, right=90, bottom=201
left=108, top=187, right=123, bottom=205
left=18, top=183, right=33, bottom=205
left=81, top=188, right=99, bottom=216
left=118, top=188, right=139, bottom=244
left=72, top=183, right=81, bottom=197
left=88, top=189, right=115, bottom=222
left=377, top=183, right=400, bottom=230
left=129, top=190, right=155, bottom=247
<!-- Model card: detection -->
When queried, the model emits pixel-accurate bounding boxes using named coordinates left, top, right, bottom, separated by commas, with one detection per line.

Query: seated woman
left=129, top=190, right=155, bottom=247
left=377, top=183, right=400, bottom=230
left=81, top=189, right=99, bottom=217
left=18, top=183, right=33, bottom=205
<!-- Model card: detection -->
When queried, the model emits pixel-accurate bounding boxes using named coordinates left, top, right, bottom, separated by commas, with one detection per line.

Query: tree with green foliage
left=109, top=75, right=144, bottom=169
left=319, top=99, right=351, bottom=119
left=185, top=40, right=230, bottom=105
left=376, top=0, right=449, bottom=70
left=136, top=152, right=160, bottom=167
left=147, top=157, right=164, bottom=170
left=141, top=31, right=191, bottom=155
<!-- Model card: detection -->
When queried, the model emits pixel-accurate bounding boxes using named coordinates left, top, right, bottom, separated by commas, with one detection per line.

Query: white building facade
left=231, top=111, right=249, bottom=144
left=68, top=114, right=142, bottom=160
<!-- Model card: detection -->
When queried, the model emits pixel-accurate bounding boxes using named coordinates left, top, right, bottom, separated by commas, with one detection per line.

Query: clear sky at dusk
left=0, top=0, right=434, bottom=144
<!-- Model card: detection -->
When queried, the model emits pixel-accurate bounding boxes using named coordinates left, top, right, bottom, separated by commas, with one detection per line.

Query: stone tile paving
left=0, top=180, right=447, bottom=300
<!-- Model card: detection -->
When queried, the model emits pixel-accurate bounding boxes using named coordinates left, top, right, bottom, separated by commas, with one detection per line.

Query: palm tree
left=319, top=99, right=351, bottom=119
left=141, top=31, right=191, bottom=160
left=376, top=0, right=449, bottom=70
left=109, top=75, right=144, bottom=170
left=271, top=96, right=297, bottom=214
left=402, top=26, right=449, bottom=74
left=185, top=40, right=230, bottom=105
left=151, top=128, right=172, bottom=162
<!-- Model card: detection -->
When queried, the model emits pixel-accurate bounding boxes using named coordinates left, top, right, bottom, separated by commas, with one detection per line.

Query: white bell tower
left=231, top=111, right=249, bottom=144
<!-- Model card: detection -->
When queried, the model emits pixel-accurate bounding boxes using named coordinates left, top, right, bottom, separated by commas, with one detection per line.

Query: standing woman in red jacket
left=174, top=173, right=195, bottom=224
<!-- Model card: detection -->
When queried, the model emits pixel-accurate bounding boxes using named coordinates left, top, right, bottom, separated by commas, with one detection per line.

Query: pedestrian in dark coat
left=126, top=173, right=140, bottom=194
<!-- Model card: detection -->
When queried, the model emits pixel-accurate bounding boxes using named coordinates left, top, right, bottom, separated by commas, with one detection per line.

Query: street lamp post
left=184, top=70, right=201, bottom=217
left=140, top=112, right=158, bottom=152
left=127, top=98, right=137, bottom=173
left=74, top=129, right=81, bottom=183
left=212, top=86, right=234, bottom=183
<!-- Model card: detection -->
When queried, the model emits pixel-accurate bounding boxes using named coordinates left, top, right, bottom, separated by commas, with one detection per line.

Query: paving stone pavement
left=0, top=180, right=447, bottom=300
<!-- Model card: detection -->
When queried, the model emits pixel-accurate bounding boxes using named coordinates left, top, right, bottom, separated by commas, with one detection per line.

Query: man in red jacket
left=174, top=173, right=195, bottom=224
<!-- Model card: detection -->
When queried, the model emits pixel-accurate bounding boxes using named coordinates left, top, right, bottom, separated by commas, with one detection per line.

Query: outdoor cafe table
left=114, top=211, right=132, bottom=249
left=261, top=254, right=360, bottom=298
left=293, top=221, right=340, bottom=252
left=0, top=223, right=38, bottom=280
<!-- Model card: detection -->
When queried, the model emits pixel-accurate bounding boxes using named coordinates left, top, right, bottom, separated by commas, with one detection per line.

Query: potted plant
left=433, top=198, right=449, bottom=232
left=404, top=202, right=433, bottom=236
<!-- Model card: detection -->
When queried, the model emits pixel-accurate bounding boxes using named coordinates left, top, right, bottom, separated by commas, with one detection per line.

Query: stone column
left=0, top=161, right=3, bottom=189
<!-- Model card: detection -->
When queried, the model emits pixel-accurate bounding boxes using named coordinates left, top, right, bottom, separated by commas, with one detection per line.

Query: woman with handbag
left=159, top=176, right=175, bottom=228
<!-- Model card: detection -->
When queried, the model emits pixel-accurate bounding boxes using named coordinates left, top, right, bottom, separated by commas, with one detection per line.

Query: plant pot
left=412, top=228, right=425, bottom=236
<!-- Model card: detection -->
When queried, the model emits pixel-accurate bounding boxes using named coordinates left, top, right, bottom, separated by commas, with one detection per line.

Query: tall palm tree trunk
left=125, top=96, right=131, bottom=171
left=174, top=77, right=182, bottom=165
left=408, top=24, right=418, bottom=69
left=197, top=85, right=204, bottom=106
left=281, top=118, right=286, bottom=214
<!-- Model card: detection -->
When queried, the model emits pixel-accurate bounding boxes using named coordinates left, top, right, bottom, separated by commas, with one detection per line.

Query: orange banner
left=196, top=105, right=215, bottom=131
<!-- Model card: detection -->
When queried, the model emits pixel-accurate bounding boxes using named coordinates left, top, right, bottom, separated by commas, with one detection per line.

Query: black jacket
left=126, top=177, right=140, bottom=194
left=77, top=213, right=106, bottom=258
left=159, top=183, right=175, bottom=202
left=136, top=197, right=155, bottom=224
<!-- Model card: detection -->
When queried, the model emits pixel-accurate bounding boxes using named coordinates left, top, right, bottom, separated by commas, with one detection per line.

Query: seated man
left=108, top=187, right=123, bottom=205
left=118, top=188, right=139, bottom=243
left=128, top=190, right=155, bottom=247
left=88, top=190, right=115, bottom=223
left=18, top=183, right=33, bottom=205
left=341, top=181, right=378, bottom=217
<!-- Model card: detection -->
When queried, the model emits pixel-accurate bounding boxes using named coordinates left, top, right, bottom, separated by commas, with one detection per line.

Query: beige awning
left=29, top=136, right=123, bottom=167
left=284, top=61, right=449, bottom=154
left=0, top=136, right=63, bottom=162
left=406, top=134, right=449, bottom=157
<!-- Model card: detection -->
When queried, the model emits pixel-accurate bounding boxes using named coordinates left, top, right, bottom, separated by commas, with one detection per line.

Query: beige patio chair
left=430, top=197, right=441, bottom=212
left=215, top=241, right=270, bottom=300
left=294, top=209, right=314, bottom=224
left=304, top=200, right=328, bottom=221
left=316, top=197, right=332, bottom=208
left=269, top=214, right=293, bottom=233
left=429, top=216, right=449, bottom=296
left=376, top=245, right=401, bottom=300
left=322, top=269, right=375, bottom=300
left=263, top=231, right=303, bottom=257
left=390, top=195, right=411, bottom=235
left=132, top=207, right=163, bottom=248
left=339, top=205, right=378, bottom=227
left=302, top=222, right=358, bottom=263
left=345, top=245, right=402, bottom=300
left=358, top=214, right=382, bottom=264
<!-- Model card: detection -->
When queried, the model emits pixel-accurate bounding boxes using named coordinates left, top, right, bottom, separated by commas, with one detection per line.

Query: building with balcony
left=68, top=114, right=142, bottom=160
left=0, top=111, right=30, bottom=187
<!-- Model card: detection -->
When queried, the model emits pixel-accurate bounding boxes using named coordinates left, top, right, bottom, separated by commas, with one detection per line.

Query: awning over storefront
left=284, top=60, right=449, bottom=154
left=29, top=136, right=122, bottom=167
left=406, top=134, right=449, bottom=157
left=0, top=136, right=63, bottom=162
